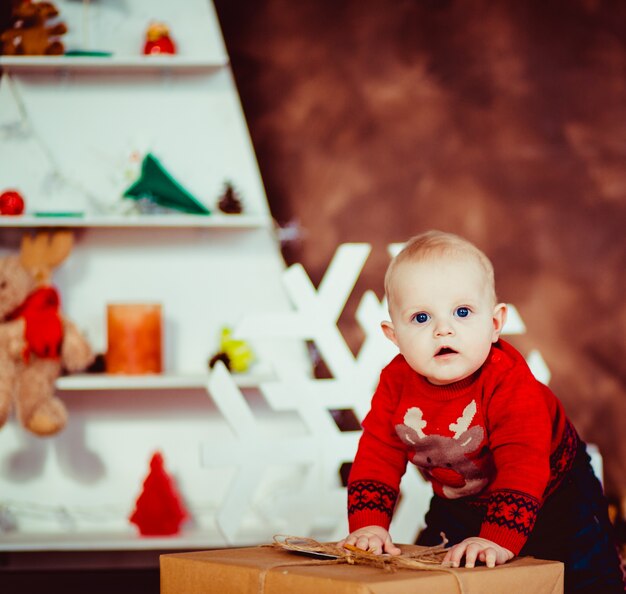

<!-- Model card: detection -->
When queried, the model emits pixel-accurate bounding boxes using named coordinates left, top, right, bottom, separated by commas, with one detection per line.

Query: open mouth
left=435, top=347, right=457, bottom=357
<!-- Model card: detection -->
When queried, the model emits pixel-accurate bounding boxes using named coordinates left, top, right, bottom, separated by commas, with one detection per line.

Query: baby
left=340, top=230, right=624, bottom=594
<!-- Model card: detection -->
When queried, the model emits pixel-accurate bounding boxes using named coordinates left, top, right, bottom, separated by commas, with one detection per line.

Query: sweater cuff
left=479, top=490, right=540, bottom=555
left=479, top=523, right=526, bottom=555
left=347, top=479, right=398, bottom=532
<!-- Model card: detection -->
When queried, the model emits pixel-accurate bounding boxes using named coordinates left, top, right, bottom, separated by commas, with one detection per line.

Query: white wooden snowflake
left=201, top=243, right=553, bottom=544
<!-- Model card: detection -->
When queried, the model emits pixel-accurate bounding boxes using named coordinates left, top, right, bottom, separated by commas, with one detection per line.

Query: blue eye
left=412, top=312, right=430, bottom=324
left=455, top=307, right=470, bottom=318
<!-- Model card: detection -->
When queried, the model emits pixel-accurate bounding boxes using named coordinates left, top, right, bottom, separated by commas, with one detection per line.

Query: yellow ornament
left=215, top=327, right=254, bottom=373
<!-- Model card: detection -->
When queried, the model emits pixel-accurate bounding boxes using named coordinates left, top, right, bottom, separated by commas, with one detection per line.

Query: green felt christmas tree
left=124, top=153, right=210, bottom=215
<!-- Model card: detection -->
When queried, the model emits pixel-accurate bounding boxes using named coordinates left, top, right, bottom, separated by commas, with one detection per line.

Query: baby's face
left=384, top=256, right=505, bottom=385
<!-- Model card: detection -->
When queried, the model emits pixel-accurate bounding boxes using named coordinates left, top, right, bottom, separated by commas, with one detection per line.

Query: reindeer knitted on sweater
left=0, top=232, right=93, bottom=436
left=395, top=400, right=496, bottom=499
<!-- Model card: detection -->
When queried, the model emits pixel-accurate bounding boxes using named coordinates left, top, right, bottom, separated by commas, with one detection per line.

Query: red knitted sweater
left=347, top=339, right=578, bottom=555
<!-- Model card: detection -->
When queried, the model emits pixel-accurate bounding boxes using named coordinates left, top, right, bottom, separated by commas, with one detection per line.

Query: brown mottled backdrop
left=213, top=1, right=626, bottom=501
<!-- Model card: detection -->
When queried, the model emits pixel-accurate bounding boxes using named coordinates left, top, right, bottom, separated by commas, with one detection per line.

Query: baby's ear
left=381, top=321, right=398, bottom=346
left=491, top=303, right=508, bottom=342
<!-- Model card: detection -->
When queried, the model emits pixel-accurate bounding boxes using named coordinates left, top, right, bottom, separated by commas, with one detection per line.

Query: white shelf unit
left=0, top=65, right=270, bottom=218
left=55, top=369, right=275, bottom=391
left=0, top=523, right=272, bottom=553
left=0, top=56, right=228, bottom=74
left=0, top=529, right=222, bottom=552
left=0, top=0, right=308, bottom=554
left=0, top=225, right=302, bottom=556
left=0, top=214, right=272, bottom=229
left=0, top=0, right=231, bottom=68
left=0, top=0, right=264, bottom=221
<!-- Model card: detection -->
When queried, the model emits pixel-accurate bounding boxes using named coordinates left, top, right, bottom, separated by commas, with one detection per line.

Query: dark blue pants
left=416, top=443, right=625, bottom=593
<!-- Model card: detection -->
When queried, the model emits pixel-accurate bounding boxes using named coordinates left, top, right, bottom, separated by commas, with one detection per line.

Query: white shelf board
left=0, top=56, right=228, bottom=74
left=56, top=369, right=275, bottom=391
left=0, top=214, right=271, bottom=229
left=0, top=529, right=226, bottom=552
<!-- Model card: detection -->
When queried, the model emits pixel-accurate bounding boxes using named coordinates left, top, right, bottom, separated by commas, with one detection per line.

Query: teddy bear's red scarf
left=8, top=286, right=63, bottom=362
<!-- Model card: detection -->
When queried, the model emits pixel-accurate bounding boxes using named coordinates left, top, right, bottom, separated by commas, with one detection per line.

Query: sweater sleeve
left=478, top=365, right=554, bottom=554
left=347, top=360, right=409, bottom=531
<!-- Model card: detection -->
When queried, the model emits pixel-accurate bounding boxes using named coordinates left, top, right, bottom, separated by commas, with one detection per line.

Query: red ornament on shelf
left=0, top=189, right=25, bottom=215
left=129, top=451, right=188, bottom=536
left=143, top=22, right=177, bottom=55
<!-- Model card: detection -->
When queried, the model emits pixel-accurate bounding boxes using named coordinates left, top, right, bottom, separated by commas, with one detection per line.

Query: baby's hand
left=443, top=537, right=513, bottom=568
left=337, top=525, right=401, bottom=556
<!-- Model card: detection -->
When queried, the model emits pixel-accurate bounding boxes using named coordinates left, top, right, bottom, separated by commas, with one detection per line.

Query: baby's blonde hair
left=384, top=230, right=497, bottom=304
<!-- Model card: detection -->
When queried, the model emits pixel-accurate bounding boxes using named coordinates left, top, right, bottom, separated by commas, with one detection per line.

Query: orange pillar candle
left=106, top=304, right=163, bottom=374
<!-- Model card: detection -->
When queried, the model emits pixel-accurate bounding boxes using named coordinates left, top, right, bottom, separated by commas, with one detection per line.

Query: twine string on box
left=269, top=534, right=465, bottom=594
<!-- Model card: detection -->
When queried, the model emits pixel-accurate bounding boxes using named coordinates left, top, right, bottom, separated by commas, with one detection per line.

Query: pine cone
left=218, top=183, right=243, bottom=214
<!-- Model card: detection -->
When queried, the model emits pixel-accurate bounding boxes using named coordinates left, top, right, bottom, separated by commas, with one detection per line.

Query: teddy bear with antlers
left=0, top=1, right=68, bottom=57
left=0, top=231, right=93, bottom=436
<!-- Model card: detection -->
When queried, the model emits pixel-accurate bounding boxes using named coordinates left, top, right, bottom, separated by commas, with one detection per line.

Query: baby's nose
left=433, top=320, right=454, bottom=336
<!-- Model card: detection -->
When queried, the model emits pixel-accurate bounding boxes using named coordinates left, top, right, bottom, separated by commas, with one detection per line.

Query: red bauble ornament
left=129, top=451, right=188, bottom=536
left=144, top=37, right=176, bottom=55
left=0, top=189, right=25, bottom=215
left=143, top=22, right=176, bottom=55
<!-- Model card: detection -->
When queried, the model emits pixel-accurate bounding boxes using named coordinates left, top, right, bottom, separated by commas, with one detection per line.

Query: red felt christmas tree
left=129, top=451, right=188, bottom=536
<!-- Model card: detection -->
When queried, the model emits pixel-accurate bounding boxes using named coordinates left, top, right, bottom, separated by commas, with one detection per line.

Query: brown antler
left=448, top=400, right=477, bottom=439
left=20, top=231, right=74, bottom=285
left=403, top=407, right=428, bottom=439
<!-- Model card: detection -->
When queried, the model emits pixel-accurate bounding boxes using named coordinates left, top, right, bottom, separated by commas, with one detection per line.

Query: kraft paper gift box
left=160, top=544, right=564, bottom=594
